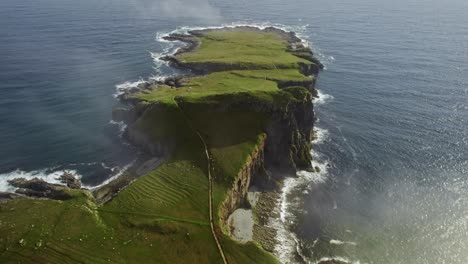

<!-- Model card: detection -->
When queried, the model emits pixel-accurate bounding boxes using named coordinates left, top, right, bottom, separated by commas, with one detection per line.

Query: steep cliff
left=218, top=134, right=266, bottom=229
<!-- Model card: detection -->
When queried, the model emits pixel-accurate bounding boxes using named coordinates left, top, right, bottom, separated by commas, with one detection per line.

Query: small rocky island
left=0, top=26, right=322, bottom=263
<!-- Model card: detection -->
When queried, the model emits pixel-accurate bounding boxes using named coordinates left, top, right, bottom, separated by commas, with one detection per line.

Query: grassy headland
left=0, top=26, right=320, bottom=263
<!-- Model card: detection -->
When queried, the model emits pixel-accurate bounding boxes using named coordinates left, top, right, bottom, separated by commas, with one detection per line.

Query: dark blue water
left=1, top=0, right=467, bottom=263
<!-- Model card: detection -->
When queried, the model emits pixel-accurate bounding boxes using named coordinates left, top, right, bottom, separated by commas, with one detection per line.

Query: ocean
left=1, top=0, right=467, bottom=263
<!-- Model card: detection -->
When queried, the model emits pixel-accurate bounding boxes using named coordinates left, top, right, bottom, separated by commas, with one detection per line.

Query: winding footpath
left=196, top=131, right=229, bottom=264
left=173, top=98, right=228, bottom=264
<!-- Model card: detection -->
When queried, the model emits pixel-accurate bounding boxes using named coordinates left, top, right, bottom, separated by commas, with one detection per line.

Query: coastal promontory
left=0, top=26, right=321, bottom=263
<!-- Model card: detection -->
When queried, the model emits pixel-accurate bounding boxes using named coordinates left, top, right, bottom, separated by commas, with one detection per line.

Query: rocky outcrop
left=0, top=192, right=22, bottom=201
left=8, top=178, right=74, bottom=200
left=58, top=171, right=81, bottom=189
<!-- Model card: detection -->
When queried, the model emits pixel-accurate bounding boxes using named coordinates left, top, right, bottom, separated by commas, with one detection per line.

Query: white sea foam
left=0, top=169, right=82, bottom=193
left=149, top=74, right=173, bottom=83
left=87, top=159, right=137, bottom=190
left=314, top=127, right=330, bottom=145
left=109, top=120, right=127, bottom=136
left=330, top=239, right=357, bottom=246
left=314, top=256, right=357, bottom=264
left=314, top=90, right=334, bottom=106
left=114, top=79, right=146, bottom=98
left=0, top=160, right=133, bottom=193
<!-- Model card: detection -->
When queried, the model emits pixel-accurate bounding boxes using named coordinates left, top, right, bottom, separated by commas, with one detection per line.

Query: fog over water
left=0, top=0, right=467, bottom=263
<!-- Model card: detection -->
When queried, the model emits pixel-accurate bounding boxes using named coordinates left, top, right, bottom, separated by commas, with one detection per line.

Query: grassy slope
left=0, top=28, right=314, bottom=263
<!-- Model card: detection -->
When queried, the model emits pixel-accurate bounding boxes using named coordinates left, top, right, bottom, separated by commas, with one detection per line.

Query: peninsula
left=0, top=26, right=322, bottom=263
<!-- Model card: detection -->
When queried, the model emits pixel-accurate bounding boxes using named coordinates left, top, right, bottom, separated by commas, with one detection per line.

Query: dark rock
left=162, top=33, right=200, bottom=56
left=57, top=171, right=81, bottom=189
left=0, top=192, right=21, bottom=200
left=165, top=80, right=175, bottom=87
left=15, top=188, right=73, bottom=200
left=112, top=108, right=137, bottom=123
left=253, top=224, right=277, bottom=252
left=264, top=95, right=315, bottom=175
left=8, top=178, right=73, bottom=200
left=137, top=82, right=150, bottom=90
left=299, top=62, right=320, bottom=76
left=8, top=178, right=57, bottom=192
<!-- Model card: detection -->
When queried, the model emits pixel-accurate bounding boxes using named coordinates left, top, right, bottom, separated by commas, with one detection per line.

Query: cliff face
left=219, top=135, right=266, bottom=228
left=265, top=91, right=314, bottom=176
left=221, top=94, right=315, bottom=222
left=113, top=103, right=179, bottom=158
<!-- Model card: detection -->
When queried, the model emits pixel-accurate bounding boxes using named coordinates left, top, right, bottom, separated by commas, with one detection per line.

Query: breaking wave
left=329, top=239, right=357, bottom=246
left=109, top=120, right=127, bottom=136
left=0, top=159, right=137, bottom=192
left=114, top=79, right=146, bottom=98
left=314, top=90, right=334, bottom=106
left=87, top=159, right=137, bottom=190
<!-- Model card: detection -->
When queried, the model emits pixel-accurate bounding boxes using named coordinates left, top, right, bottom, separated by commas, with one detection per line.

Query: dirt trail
left=173, top=98, right=228, bottom=264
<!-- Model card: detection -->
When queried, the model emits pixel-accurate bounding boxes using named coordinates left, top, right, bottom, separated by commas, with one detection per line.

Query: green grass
left=230, top=69, right=312, bottom=82
left=103, top=159, right=210, bottom=223
left=223, top=236, right=280, bottom=264
left=179, top=29, right=311, bottom=69
left=137, top=71, right=279, bottom=104
left=0, top=27, right=317, bottom=263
